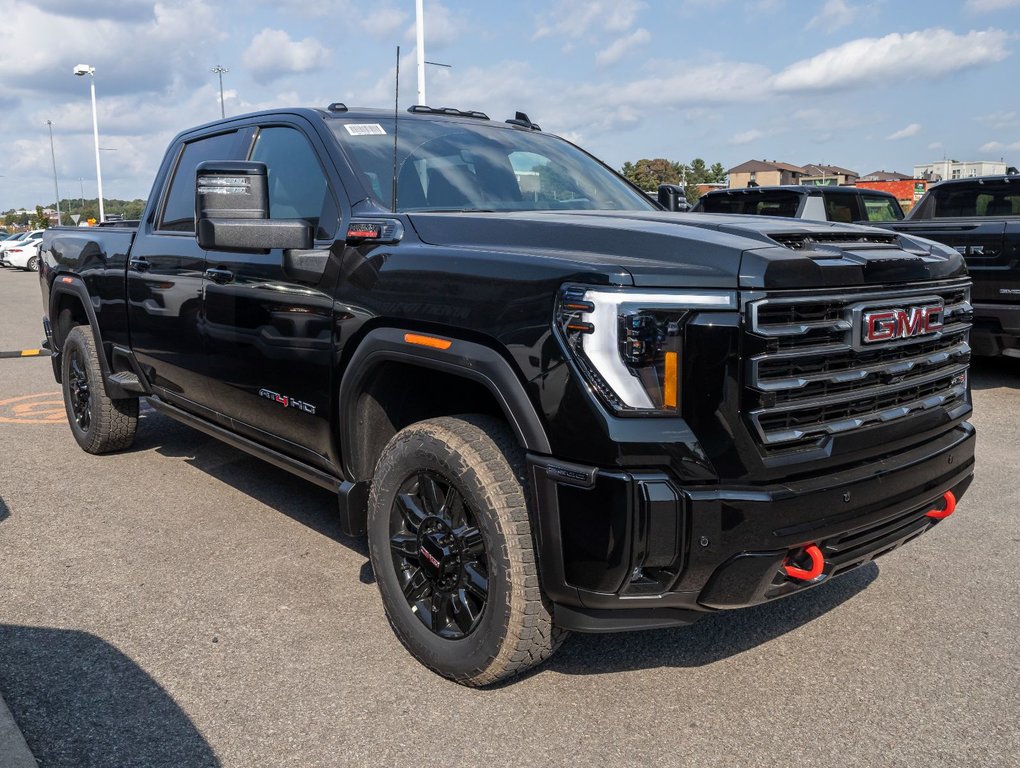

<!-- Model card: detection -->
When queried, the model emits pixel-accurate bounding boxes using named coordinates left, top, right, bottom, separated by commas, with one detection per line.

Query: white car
left=0, top=230, right=45, bottom=266
left=1, top=232, right=44, bottom=270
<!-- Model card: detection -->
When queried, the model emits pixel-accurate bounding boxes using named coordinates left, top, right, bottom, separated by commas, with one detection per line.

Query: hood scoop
left=770, top=231, right=900, bottom=256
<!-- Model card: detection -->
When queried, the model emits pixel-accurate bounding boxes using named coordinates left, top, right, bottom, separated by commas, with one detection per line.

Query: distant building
left=727, top=160, right=807, bottom=188
left=914, top=160, right=1009, bottom=182
left=856, top=177, right=929, bottom=212
left=859, top=170, right=913, bottom=182
left=801, top=164, right=859, bottom=186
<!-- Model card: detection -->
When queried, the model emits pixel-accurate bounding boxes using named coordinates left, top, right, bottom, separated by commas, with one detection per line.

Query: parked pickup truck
left=871, top=175, right=1020, bottom=358
left=693, top=185, right=905, bottom=223
left=39, top=105, right=976, bottom=685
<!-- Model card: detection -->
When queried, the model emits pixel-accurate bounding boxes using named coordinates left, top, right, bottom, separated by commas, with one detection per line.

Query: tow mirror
left=658, top=184, right=691, bottom=212
left=195, top=161, right=312, bottom=252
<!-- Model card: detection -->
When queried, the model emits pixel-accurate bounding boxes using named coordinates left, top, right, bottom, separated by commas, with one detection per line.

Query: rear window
left=860, top=195, right=904, bottom=222
left=930, top=186, right=1020, bottom=217
left=698, top=192, right=802, bottom=217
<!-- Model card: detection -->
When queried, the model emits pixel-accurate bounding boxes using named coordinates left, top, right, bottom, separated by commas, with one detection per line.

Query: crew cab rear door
left=127, top=129, right=248, bottom=407
left=198, top=119, right=344, bottom=469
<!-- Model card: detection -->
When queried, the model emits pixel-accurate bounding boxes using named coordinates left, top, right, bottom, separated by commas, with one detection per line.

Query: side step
left=107, top=371, right=146, bottom=393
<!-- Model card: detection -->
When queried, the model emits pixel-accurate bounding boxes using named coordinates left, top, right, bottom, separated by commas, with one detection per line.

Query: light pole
left=415, top=0, right=426, bottom=105
left=79, top=177, right=86, bottom=212
left=211, top=65, right=229, bottom=119
left=46, top=120, right=62, bottom=225
left=73, top=64, right=104, bottom=223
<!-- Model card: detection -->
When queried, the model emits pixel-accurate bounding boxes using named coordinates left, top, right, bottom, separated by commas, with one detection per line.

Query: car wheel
left=61, top=325, right=139, bottom=453
left=367, top=415, right=566, bottom=686
left=26, top=255, right=39, bottom=271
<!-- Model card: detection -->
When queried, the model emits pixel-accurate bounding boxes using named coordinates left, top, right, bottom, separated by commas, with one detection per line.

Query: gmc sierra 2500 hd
left=39, top=105, right=976, bottom=686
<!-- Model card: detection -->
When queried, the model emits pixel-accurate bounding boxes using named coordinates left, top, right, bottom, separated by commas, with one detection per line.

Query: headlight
left=555, top=284, right=736, bottom=415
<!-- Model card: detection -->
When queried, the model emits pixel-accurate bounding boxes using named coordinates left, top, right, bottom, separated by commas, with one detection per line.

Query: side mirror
left=195, top=161, right=313, bottom=252
left=657, top=184, right=690, bottom=212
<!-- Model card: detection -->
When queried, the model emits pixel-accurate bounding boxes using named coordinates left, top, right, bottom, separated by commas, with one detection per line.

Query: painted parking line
left=0, top=393, right=64, bottom=424
left=0, top=349, right=51, bottom=359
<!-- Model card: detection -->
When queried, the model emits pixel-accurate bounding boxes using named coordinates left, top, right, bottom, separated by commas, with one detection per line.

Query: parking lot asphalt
left=0, top=266, right=1017, bottom=768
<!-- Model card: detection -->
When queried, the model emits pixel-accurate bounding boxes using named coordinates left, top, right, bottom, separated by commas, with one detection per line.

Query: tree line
left=620, top=158, right=727, bottom=203
left=2, top=198, right=147, bottom=229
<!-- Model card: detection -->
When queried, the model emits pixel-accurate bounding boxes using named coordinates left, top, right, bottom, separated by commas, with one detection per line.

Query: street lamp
left=73, top=64, right=104, bottom=223
left=46, top=120, right=62, bottom=225
left=211, top=65, right=229, bottom=119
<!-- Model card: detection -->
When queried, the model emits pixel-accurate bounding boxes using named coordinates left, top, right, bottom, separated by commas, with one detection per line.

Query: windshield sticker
left=344, top=123, right=387, bottom=136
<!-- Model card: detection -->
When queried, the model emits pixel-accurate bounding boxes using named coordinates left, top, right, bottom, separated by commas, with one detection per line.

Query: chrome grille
left=745, top=281, right=972, bottom=451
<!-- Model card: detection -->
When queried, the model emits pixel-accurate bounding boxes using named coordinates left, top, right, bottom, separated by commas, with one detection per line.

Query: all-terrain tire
left=367, top=415, right=567, bottom=686
left=61, top=325, right=138, bottom=454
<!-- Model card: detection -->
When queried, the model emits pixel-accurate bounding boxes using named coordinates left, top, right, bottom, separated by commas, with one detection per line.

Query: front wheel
left=367, top=415, right=566, bottom=686
left=61, top=325, right=139, bottom=454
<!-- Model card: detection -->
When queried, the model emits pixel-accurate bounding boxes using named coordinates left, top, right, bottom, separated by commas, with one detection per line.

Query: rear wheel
left=26, top=255, right=39, bottom=271
left=61, top=326, right=138, bottom=454
left=367, top=415, right=565, bottom=686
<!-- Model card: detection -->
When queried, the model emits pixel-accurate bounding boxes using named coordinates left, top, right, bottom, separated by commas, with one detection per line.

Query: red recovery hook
left=783, top=544, right=825, bottom=582
left=925, top=490, right=957, bottom=520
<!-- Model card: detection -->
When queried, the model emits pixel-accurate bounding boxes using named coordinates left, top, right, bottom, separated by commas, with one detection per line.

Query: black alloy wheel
left=60, top=325, right=138, bottom=454
left=389, top=471, right=488, bottom=639
left=67, top=348, right=92, bottom=431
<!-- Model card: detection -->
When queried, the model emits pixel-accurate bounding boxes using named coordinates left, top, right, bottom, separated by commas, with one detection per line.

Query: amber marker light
left=404, top=333, right=452, bottom=350
left=663, top=351, right=679, bottom=408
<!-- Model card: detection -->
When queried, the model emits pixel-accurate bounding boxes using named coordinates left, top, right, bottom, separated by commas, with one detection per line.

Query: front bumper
left=530, top=422, right=976, bottom=632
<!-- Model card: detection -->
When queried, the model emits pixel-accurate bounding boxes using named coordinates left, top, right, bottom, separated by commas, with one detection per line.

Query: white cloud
left=747, top=0, right=784, bottom=13
left=242, top=29, right=330, bottom=81
left=774, top=28, right=1011, bottom=93
left=730, top=129, right=764, bottom=145
left=596, top=28, right=651, bottom=66
left=887, top=123, right=922, bottom=140
left=929, top=142, right=944, bottom=150
left=405, top=1, right=465, bottom=49
left=979, top=139, right=1020, bottom=152
left=965, top=0, right=1020, bottom=11
left=806, top=0, right=861, bottom=33
left=534, top=0, right=646, bottom=40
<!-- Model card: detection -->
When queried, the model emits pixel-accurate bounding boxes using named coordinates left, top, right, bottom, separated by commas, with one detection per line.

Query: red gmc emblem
left=862, top=303, right=944, bottom=343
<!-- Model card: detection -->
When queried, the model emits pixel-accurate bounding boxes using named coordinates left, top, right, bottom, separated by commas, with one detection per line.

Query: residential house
left=800, top=164, right=859, bottom=186
left=727, top=160, right=807, bottom=189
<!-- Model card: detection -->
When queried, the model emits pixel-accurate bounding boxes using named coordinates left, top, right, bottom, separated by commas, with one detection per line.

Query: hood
left=407, top=210, right=967, bottom=290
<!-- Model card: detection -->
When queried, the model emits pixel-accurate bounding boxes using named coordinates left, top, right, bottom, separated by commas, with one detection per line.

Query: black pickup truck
left=39, top=105, right=975, bottom=685
left=875, top=175, right=1020, bottom=358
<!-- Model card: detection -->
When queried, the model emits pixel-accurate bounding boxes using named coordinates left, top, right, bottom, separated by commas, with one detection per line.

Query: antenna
left=391, top=46, right=400, bottom=214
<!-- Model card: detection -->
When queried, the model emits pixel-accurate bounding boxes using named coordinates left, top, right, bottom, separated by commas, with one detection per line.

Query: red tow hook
left=925, top=490, right=957, bottom=520
left=783, top=544, right=825, bottom=582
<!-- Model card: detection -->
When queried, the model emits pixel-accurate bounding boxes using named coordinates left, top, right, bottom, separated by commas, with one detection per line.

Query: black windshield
left=329, top=117, right=655, bottom=213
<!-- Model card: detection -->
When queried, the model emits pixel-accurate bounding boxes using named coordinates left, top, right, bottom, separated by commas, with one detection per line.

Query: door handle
left=129, top=257, right=151, bottom=272
left=204, top=267, right=234, bottom=284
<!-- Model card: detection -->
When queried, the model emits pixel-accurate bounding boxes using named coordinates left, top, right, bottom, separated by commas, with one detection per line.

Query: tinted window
left=861, top=195, right=904, bottom=221
left=159, top=131, right=240, bottom=232
left=931, top=186, right=1020, bottom=217
left=250, top=126, right=337, bottom=238
left=822, top=192, right=862, bottom=223
left=698, top=192, right=802, bottom=217
left=330, top=118, right=654, bottom=213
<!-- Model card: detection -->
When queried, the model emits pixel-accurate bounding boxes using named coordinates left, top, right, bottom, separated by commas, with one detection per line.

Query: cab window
left=860, top=195, right=904, bottom=222
left=158, top=131, right=241, bottom=232
left=249, top=126, right=339, bottom=239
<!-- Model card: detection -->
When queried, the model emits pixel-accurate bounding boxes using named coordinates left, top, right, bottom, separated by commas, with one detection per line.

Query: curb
left=0, top=692, right=38, bottom=768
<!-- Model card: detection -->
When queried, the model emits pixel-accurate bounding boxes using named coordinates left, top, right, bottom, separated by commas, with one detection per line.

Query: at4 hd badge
left=258, top=388, right=316, bottom=415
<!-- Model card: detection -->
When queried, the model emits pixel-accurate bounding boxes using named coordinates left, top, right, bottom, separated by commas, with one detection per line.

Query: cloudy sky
left=1, top=0, right=1018, bottom=211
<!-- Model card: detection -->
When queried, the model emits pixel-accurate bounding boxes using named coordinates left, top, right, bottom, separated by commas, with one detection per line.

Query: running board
left=143, top=396, right=370, bottom=536
left=144, top=396, right=343, bottom=491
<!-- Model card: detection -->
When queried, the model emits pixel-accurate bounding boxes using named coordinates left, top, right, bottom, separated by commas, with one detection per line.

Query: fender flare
left=48, top=277, right=129, bottom=398
left=337, top=327, right=551, bottom=480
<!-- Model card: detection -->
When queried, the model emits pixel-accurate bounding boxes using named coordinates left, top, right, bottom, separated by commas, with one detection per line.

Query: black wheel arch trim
left=47, top=277, right=134, bottom=399
left=338, top=327, right=552, bottom=481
